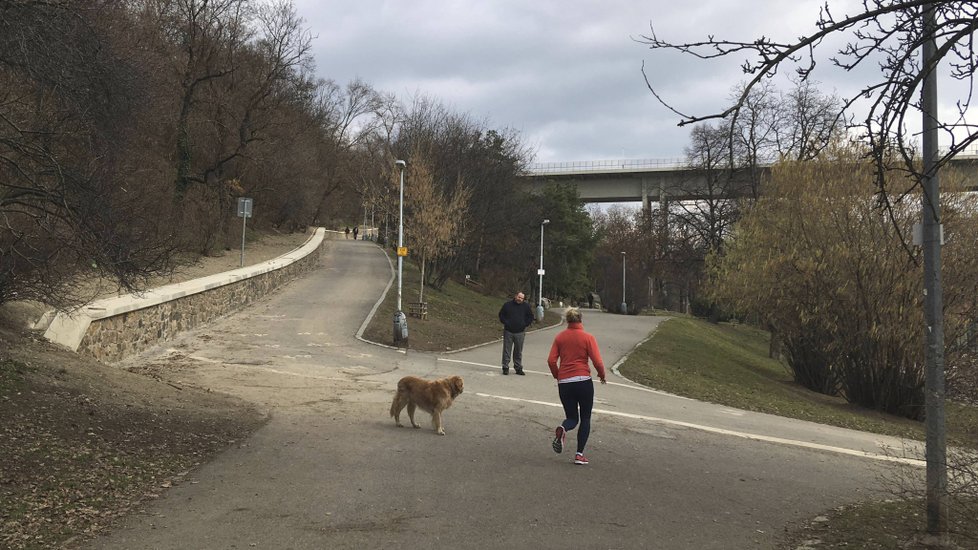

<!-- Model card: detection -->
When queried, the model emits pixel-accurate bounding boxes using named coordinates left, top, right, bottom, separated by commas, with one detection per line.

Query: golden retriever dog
left=389, top=375, right=464, bottom=435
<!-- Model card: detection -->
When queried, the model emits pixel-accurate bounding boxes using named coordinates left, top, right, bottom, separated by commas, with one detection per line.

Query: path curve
left=90, top=239, right=909, bottom=550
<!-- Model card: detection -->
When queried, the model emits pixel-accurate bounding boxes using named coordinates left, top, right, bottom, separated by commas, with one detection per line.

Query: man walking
left=498, top=291, right=534, bottom=375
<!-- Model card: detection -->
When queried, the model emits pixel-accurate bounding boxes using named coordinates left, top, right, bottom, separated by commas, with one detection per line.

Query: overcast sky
left=290, top=0, right=943, bottom=164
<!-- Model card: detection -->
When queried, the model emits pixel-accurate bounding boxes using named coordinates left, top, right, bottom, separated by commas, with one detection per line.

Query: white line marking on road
left=473, top=392, right=925, bottom=467
left=438, top=357, right=692, bottom=400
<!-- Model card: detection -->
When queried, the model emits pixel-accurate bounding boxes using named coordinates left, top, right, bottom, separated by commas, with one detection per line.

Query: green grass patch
left=621, top=316, right=978, bottom=548
left=362, top=258, right=561, bottom=351
left=620, top=317, right=978, bottom=446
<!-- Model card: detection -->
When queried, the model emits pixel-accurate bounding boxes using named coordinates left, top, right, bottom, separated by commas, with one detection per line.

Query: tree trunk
left=419, top=252, right=426, bottom=303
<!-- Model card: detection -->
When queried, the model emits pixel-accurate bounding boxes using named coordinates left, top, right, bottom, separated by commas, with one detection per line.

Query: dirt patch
left=0, top=230, right=311, bottom=549
left=0, top=329, right=267, bottom=549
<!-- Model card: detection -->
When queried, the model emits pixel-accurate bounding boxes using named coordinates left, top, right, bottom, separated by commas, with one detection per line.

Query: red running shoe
left=552, top=426, right=565, bottom=454
left=574, top=453, right=589, bottom=465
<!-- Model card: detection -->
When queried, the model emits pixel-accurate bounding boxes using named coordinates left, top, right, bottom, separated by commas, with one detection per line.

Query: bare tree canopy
left=640, top=2, right=975, bottom=536
left=639, top=1, right=978, bottom=191
left=0, top=0, right=542, bottom=312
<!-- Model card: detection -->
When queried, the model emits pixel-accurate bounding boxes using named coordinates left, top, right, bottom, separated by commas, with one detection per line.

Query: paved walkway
left=89, top=238, right=914, bottom=549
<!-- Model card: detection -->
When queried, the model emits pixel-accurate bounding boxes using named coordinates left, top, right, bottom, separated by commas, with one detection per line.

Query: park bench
left=408, top=302, right=428, bottom=320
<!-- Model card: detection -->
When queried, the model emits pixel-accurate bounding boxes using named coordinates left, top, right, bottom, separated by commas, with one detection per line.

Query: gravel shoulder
left=0, top=230, right=312, bottom=549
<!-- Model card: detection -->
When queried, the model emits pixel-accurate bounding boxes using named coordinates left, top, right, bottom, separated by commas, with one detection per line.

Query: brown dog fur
left=389, top=375, right=464, bottom=435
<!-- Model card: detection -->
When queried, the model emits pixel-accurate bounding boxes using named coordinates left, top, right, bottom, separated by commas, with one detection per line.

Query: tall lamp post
left=393, top=160, right=408, bottom=346
left=537, top=219, right=550, bottom=321
left=921, top=7, right=946, bottom=534
left=620, top=251, right=627, bottom=314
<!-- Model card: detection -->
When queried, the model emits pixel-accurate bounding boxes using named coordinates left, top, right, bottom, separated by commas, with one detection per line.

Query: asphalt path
left=90, top=237, right=921, bottom=549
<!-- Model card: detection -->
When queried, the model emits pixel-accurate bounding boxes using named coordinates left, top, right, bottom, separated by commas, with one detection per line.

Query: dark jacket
left=499, top=299, right=534, bottom=333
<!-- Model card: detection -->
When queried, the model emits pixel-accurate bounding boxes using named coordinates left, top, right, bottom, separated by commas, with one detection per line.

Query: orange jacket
left=547, top=322, right=606, bottom=381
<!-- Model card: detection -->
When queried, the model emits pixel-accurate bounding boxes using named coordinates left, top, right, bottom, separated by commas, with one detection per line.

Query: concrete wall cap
left=43, top=228, right=324, bottom=351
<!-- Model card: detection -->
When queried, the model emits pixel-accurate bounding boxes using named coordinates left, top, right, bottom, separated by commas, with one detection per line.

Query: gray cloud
left=294, top=0, right=960, bottom=163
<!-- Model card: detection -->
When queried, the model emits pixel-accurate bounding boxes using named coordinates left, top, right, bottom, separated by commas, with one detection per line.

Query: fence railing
left=526, top=145, right=978, bottom=175
left=525, top=158, right=686, bottom=174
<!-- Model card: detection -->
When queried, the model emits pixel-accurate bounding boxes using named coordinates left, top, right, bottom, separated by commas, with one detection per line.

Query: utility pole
left=537, top=219, right=549, bottom=320
left=921, top=3, right=947, bottom=537
left=620, top=252, right=627, bottom=314
left=393, top=160, right=408, bottom=346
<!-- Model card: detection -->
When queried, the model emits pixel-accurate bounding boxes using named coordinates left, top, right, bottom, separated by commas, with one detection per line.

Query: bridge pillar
left=658, top=178, right=669, bottom=236
left=657, top=180, right=669, bottom=310
left=641, top=177, right=651, bottom=216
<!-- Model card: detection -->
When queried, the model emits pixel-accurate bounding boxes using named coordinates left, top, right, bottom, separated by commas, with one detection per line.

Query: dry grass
left=0, top=229, right=307, bottom=549
left=0, top=332, right=266, bottom=549
left=361, top=258, right=561, bottom=351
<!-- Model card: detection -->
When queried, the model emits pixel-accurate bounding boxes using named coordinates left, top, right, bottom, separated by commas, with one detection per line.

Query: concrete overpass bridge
left=522, top=154, right=978, bottom=210
left=522, top=158, right=748, bottom=212
left=521, top=154, right=978, bottom=312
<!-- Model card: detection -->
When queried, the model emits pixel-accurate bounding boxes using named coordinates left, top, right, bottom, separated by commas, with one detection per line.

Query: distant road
left=89, top=238, right=910, bottom=549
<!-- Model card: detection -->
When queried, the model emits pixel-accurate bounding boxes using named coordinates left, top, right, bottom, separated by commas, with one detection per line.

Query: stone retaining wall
left=45, top=228, right=329, bottom=363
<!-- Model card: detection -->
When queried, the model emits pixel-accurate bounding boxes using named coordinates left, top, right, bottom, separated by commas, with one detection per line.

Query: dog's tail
left=390, top=378, right=410, bottom=417
left=389, top=392, right=401, bottom=418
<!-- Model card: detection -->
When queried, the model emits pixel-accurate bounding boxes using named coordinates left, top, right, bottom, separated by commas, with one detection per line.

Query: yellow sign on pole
left=397, top=247, right=408, bottom=257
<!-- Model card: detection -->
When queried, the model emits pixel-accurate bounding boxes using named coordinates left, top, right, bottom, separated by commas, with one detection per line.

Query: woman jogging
left=547, top=308, right=606, bottom=465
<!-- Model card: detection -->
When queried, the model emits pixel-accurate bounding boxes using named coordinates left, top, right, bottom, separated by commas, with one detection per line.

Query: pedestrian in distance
left=498, top=291, right=534, bottom=375
left=344, top=227, right=350, bottom=239
left=548, top=307, right=606, bottom=465
left=352, top=226, right=359, bottom=240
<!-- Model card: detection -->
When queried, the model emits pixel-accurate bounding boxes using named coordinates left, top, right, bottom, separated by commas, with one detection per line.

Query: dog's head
left=448, top=375, right=464, bottom=398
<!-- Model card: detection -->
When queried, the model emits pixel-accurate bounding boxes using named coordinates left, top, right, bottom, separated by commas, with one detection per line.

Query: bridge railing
left=525, top=158, right=686, bottom=175
left=526, top=145, right=978, bottom=176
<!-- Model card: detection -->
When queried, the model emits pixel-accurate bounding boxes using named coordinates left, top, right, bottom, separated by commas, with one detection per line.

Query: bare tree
left=404, top=150, right=470, bottom=304
left=776, top=78, right=846, bottom=161
left=143, top=0, right=251, bottom=196
left=390, top=93, right=534, bottom=293
left=307, top=78, right=382, bottom=226
left=137, top=0, right=314, bottom=251
left=0, top=1, right=178, bottom=309
left=730, top=81, right=780, bottom=200
left=677, top=123, right=742, bottom=256
left=639, top=2, right=977, bottom=194
left=640, top=2, right=978, bottom=536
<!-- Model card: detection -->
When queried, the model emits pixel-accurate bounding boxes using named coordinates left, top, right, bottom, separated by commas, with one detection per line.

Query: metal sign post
left=237, top=197, right=253, bottom=267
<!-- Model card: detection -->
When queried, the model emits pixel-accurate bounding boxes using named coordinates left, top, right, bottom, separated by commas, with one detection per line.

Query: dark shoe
left=502, top=369, right=509, bottom=375
left=552, top=426, right=565, bottom=454
left=514, top=369, right=525, bottom=375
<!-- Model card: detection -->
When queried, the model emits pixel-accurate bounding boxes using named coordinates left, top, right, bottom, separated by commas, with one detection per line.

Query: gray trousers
left=502, top=330, right=526, bottom=371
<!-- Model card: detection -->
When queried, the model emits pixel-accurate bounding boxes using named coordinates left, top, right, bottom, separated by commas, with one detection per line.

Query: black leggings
left=558, top=379, right=594, bottom=454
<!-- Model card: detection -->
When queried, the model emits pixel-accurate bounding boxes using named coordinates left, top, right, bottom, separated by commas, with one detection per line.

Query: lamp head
left=395, top=160, right=406, bottom=167
left=542, top=219, right=550, bottom=225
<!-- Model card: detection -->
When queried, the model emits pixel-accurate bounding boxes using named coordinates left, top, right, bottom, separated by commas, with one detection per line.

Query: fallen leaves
left=0, top=349, right=265, bottom=549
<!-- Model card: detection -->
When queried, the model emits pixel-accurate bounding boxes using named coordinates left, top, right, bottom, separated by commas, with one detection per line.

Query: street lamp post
left=393, top=160, right=408, bottom=345
left=648, top=276, right=654, bottom=313
left=362, top=203, right=367, bottom=240
left=537, top=219, right=550, bottom=321
left=620, top=251, right=627, bottom=314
